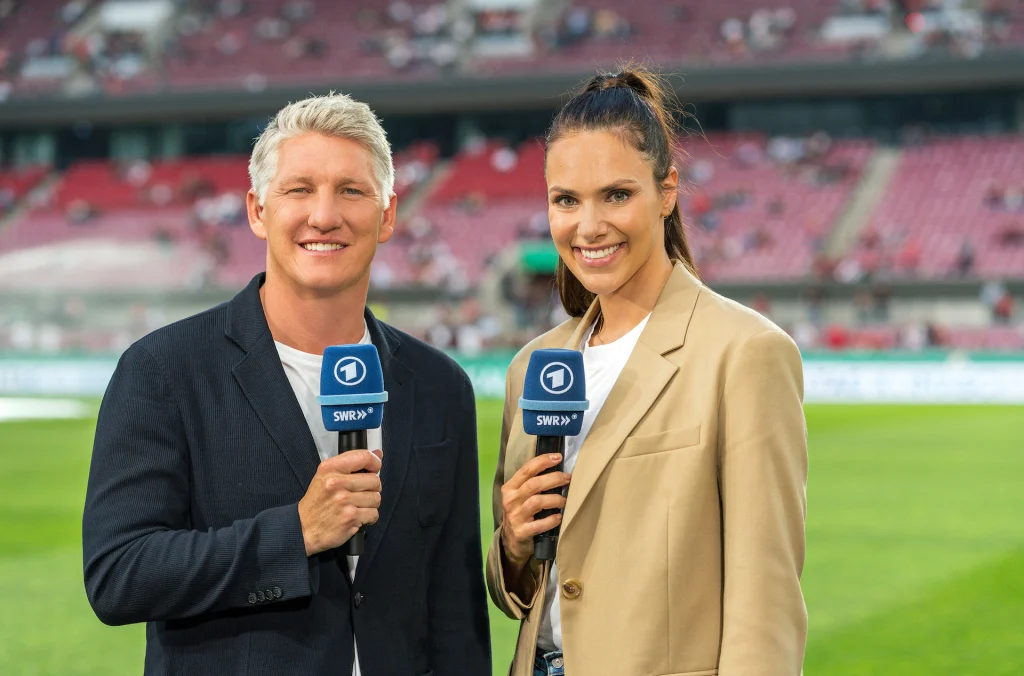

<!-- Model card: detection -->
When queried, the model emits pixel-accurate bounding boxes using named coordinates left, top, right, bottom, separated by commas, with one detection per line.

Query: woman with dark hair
left=486, top=68, right=808, bottom=676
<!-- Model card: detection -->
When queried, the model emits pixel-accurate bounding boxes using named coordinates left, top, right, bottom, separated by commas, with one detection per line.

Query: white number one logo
left=546, top=368, right=565, bottom=391
left=340, top=362, right=359, bottom=383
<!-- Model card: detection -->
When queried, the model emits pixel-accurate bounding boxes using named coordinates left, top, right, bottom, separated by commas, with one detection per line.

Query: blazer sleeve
left=82, top=343, right=317, bottom=626
left=717, top=330, right=808, bottom=675
left=426, top=370, right=491, bottom=674
left=485, top=365, right=544, bottom=620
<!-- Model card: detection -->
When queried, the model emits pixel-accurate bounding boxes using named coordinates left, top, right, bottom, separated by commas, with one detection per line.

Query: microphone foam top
left=519, top=348, right=588, bottom=436
left=318, top=344, right=387, bottom=432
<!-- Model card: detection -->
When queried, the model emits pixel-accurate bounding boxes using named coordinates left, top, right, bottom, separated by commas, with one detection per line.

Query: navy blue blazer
left=83, top=273, right=490, bottom=675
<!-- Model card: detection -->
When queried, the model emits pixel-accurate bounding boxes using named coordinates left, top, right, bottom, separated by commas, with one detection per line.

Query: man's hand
left=298, top=449, right=382, bottom=556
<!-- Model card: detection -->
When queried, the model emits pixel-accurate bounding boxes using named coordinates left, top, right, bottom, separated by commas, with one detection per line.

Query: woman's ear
left=661, top=166, right=680, bottom=218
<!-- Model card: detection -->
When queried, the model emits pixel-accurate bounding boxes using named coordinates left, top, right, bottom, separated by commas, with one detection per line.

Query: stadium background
left=0, top=0, right=1022, bottom=674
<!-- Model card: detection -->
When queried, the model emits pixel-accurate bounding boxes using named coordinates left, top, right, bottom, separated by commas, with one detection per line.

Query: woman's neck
left=592, top=255, right=673, bottom=345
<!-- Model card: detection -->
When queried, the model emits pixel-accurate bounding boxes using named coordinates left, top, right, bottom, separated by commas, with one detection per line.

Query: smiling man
left=82, top=93, right=491, bottom=676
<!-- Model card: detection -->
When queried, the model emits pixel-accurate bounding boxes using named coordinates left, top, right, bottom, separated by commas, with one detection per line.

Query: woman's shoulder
left=692, top=284, right=799, bottom=355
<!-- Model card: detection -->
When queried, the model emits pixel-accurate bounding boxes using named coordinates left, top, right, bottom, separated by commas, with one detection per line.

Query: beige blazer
left=486, top=263, right=808, bottom=676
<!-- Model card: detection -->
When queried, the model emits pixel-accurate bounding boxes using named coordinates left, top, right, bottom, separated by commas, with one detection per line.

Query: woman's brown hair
left=546, top=67, right=699, bottom=317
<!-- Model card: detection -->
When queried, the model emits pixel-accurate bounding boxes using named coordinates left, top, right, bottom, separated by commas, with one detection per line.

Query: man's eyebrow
left=277, top=176, right=375, bottom=187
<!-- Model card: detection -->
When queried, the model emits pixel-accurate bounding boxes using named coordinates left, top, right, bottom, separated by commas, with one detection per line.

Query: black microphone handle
left=533, top=435, right=565, bottom=561
left=338, top=429, right=369, bottom=556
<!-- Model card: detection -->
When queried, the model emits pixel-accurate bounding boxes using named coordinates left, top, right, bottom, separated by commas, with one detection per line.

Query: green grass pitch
left=1, top=401, right=1022, bottom=675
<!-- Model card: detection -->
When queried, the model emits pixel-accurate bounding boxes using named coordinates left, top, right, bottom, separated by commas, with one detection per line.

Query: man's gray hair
left=249, top=92, right=394, bottom=207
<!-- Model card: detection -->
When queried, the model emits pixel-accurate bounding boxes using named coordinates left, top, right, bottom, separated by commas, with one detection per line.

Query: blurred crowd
left=1, top=0, right=1021, bottom=101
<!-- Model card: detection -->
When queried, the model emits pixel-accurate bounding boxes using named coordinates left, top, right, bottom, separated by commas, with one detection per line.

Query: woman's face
left=546, top=129, right=677, bottom=300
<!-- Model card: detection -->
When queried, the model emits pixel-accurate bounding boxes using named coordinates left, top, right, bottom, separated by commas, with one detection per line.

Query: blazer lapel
left=227, top=274, right=321, bottom=489
left=561, top=263, right=703, bottom=537
left=355, top=312, right=413, bottom=581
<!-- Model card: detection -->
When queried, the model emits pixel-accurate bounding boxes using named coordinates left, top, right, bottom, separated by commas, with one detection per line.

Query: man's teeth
left=302, top=243, right=345, bottom=251
left=581, top=244, right=620, bottom=260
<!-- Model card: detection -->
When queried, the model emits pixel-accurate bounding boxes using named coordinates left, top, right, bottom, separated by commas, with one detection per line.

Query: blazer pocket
left=618, top=425, right=702, bottom=459
left=415, top=440, right=457, bottom=526
left=656, top=671, right=717, bottom=676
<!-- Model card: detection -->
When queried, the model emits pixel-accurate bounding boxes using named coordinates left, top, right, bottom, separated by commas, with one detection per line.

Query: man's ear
left=377, top=193, right=397, bottom=244
left=247, top=190, right=267, bottom=240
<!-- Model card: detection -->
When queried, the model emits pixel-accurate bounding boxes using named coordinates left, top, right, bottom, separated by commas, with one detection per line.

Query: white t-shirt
left=274, top=323, right=382, bottom=676
left=536, top=313, right=651, bottom=652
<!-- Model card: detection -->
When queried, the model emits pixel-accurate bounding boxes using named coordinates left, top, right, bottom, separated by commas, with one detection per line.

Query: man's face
left=247, top=132, right=396, bottom=297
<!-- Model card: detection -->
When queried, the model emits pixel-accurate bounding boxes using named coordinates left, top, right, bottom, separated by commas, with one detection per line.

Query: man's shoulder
left=130, top=301, right=233, bottom=366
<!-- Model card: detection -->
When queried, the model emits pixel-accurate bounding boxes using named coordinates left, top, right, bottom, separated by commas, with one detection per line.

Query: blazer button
left=561, top=579, right=582, bottom=600
left=353, top=592, right=364, bottom=608
left=272, top=586, right=282, bottom=599
left=247, top=593, right=257, bottom=604
left=265, top=589, right=274, bottom=601
left=257, top=591, right=266, bottom=602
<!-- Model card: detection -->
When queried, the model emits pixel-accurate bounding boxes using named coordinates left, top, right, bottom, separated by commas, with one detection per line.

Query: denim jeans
left=533, top=649, right=564, bottom=676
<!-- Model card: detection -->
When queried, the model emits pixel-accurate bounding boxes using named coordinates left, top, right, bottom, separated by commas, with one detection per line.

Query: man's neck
left=261, top=275, right=369, bottom=355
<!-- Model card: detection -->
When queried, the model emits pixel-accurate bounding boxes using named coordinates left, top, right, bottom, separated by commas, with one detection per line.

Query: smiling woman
left=487, top=67, right=809, bottom=676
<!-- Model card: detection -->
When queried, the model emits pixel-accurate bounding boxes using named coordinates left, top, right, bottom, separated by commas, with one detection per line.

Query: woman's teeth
left=580, top=244, right=620, bottom=260
left=302, top=243, right=344, bottom=251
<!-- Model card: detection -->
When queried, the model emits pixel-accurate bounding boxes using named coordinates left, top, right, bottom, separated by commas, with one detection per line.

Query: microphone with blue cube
left=518, top=348, right=589, bottom=560
left=318, top=343, right=388, bottom=556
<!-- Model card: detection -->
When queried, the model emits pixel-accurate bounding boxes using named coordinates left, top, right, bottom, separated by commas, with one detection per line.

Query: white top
left=275, top=323, right=382, bottom=676
left=536, top=312, right=652, bottom=651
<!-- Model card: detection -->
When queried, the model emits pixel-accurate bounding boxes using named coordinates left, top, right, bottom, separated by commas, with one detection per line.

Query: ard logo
left=539, top=362, right=573, bottom=395
left=334, top=357, right=367, bottom=387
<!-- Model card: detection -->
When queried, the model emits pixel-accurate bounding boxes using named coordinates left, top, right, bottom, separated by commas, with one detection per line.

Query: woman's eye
left=554, top=195, right=577, bottom=207
left=609, top=190, right=630, bottom=202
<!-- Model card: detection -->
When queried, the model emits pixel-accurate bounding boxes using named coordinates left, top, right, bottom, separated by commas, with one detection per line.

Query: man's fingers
left=320, top=449, right=382, bottom=475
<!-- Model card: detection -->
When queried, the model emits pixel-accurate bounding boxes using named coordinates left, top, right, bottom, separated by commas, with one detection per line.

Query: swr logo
left=334, top=409, right=368, bottom=422
left=539, top=362, right=573, bottom=395
left=334, top=357, right=367, bottom=386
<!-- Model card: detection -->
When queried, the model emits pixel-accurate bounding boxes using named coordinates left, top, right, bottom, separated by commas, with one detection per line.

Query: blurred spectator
left=282, top=0, right=314, bottom=22
left=954, top=239, right=975, bottom=277
left=66, top=199, right=97, bottom=223
left=490, top=145, right=517, bottom=173
left=256, top=17, right=290, bottom=40
left=218, top=0, right=245, bottom=18
left=992, top=289, right=1015, bottom=325
left=996, top=221, right=1024, bottom=247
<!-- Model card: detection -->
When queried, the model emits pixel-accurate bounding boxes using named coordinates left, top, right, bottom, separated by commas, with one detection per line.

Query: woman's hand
left=499, top=453, right=571, bottom=572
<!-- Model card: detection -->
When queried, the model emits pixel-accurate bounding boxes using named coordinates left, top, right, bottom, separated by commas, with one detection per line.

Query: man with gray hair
left=83, top=92, right=491, bottom=675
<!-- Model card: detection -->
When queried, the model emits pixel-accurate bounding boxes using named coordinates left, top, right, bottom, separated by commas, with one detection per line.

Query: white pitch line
left=0, top=398, right=91, bottom=423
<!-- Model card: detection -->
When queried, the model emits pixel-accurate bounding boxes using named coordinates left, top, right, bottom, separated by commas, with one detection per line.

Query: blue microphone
left=518, top=349, right=588, bottom=560
left=318, top=344, right=388, bottom=556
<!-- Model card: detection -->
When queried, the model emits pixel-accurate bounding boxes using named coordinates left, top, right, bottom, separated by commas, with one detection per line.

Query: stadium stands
left=0, top=165, right=48, bottom=214
left=861, top=135, right=1024, bottom=280
left=5, top=131, right=1022, bottom=291
left=0, top=140, right=441, bottom=288
left=1, top=0, right=1021, bottom=100
left=680, top=132, right=875, bottom=281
